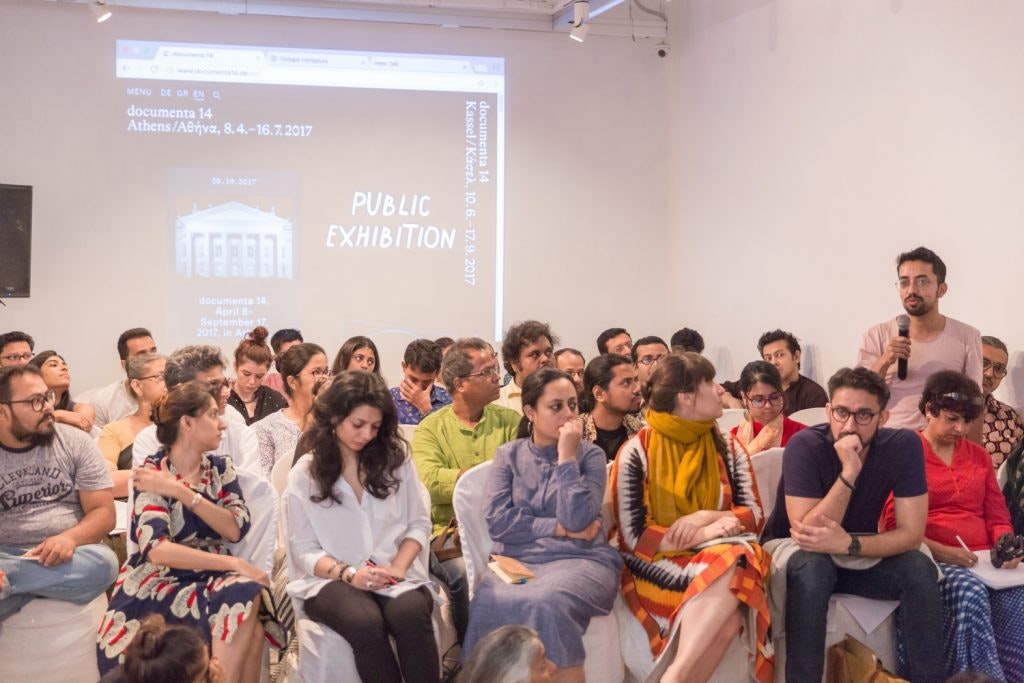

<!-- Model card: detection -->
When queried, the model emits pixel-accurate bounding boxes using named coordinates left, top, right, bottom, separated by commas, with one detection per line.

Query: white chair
left=717, top=408, right=746, bottom=433
left=399, top=423, right=418, bottom=446
left=751, top=446, right=785, bottom=517
left=0, top=594, right=107, bottom=683
left=453, top=461, right=624, bottom=683
left=789, top=407, right=828, bottom=426
left=291, top=480, right=456, bottom=683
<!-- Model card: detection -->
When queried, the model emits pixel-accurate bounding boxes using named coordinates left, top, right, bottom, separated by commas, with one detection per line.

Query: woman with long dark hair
left=728, top=360, right=806, bottom=458
left=330, top=335, right=383, bottom=378
left=29, top=350, right=95, bottom=432
left=463, top=367, right=622, bottom=683
left=284, top=370, right=437, bottom=683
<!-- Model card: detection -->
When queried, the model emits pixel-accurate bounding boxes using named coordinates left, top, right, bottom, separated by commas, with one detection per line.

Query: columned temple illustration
left=175, top=201, right=294, bottom=280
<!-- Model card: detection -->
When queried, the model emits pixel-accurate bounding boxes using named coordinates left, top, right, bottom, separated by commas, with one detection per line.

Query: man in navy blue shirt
left=763, top=367, right=943, bottom=682
left=390, top=339, right=451, bottom=425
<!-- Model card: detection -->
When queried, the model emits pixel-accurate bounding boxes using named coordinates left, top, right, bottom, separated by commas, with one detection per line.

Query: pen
left=955, top=535, right=978, bottom=567
left=364, top=559, right=399, bottom=586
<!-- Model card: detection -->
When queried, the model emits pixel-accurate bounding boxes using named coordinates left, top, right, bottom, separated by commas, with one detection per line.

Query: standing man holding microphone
left=857, top=247, right=983, bottom=432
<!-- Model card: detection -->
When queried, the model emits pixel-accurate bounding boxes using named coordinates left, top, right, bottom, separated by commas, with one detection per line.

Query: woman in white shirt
left=285, top=370, right=437, bottom=683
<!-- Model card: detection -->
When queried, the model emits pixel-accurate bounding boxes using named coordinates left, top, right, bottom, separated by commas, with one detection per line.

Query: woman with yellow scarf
left=610, top=352, right=773, bottom=683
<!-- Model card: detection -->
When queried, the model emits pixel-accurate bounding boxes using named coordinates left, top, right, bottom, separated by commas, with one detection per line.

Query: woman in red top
left=728, top=361, right=805, bottom=458
left=881, top=370, right=1024, bottom=680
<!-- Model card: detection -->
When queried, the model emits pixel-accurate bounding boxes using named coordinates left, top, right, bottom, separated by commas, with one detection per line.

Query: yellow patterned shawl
left=645, top=410, right=721, bottom=527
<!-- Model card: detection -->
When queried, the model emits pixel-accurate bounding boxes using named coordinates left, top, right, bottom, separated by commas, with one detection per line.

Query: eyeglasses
left=0, top=352, right=33, bottom=363
left=983, top=359, right=1008, bottom=379
left=830, top=406, right=879, bottom=426
left=304, top=368, right=332, bottom=379
left=747, top=392, right=784, bottom=409
left=137, top=374, right=165, bottom=383
left=895, top=276, right=934, bottom=290
left=5, top=391, right=56, bottom=412
left=462, top=365, right=501, bottom=379
left=637, top=355, right=666, bottom=367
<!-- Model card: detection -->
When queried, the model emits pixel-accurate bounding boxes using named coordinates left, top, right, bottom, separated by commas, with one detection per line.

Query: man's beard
left=12, top=415, right=56, bottom=447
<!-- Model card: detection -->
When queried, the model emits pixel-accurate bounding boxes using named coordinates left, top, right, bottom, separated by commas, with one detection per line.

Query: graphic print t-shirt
left=0, top=424, right=112, bottom=547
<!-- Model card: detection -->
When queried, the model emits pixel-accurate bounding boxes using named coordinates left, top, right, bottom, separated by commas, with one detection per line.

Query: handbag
left=826, top=635, right=909, bottom=683
left=431, top=517, right=462, bottom=562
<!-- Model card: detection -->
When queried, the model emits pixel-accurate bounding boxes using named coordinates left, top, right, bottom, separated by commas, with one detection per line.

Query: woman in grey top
left=463, top=368, right=622, bottom=683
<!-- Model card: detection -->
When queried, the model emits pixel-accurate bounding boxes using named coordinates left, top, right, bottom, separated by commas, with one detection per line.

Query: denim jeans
left=0, top=543, right=118, bottom=622
left=785, top=549, right=945, bottom=683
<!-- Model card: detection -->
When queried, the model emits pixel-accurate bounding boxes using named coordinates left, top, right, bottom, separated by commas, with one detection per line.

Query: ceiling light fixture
left=569, top=0, right=589, bottom=43
left=91, top=1, right=113, bottom=24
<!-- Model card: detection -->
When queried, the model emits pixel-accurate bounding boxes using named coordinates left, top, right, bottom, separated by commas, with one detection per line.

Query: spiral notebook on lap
left=969, top=554, right=1024, bottom=589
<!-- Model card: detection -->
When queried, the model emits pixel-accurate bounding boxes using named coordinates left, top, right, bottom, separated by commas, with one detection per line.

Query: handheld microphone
left=896, top=315, right=910, bottom=380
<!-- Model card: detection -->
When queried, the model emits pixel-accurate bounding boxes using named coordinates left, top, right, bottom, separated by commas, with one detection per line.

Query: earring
left=527, top=420, right=534, bottom=435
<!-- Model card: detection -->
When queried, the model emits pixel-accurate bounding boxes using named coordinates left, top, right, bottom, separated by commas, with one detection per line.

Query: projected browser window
left=117, top=40, right=505, bottom=344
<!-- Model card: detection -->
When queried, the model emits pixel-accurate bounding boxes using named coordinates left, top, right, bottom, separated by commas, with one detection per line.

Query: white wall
left=666, top=0, right=1024, bottom=410
left=0, top=0, right=671, bottom=390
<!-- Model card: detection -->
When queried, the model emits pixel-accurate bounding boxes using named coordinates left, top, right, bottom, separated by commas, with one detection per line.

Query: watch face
left=848, top=536, right=861, bottom=556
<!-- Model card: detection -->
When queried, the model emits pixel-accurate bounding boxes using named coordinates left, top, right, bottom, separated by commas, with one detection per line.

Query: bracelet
left=341, top=565, right=357, bottom=584
left=838, top=474, right=856, bottom=492
left=328, top=559, right=346, bottom=580
left=188, top=491, right=203, bottom=509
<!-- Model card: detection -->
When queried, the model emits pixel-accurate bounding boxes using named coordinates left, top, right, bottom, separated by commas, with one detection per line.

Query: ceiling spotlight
left=91, top=1, right=113, bottom=24
left=569, top=0, right=589, bottom=43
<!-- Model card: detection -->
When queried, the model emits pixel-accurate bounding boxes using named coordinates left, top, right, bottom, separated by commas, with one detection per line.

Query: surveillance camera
left=656, top=43, right=670, bottom=58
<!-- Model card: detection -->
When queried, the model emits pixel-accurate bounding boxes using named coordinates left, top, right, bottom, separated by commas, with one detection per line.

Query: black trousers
left=304, top=581, right=439, bottom=683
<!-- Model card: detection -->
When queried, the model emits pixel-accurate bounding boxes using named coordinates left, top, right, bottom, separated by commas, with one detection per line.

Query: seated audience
left=97, top=382, right=275, bottom=680
left=459, top=625, right=554, bottom=683
left=497, top=321, right=557, bottom=414
left=757, top=329, right=827, bottom=415
left=553, top=347, right=586, bottom=398
left=0, top=365, right=118, bottom=621
left=262, top=328, right=303, bottom=399
left=463, top=368, right=622, bottom=682
left=252, top=342, right=328, bottom=478
left=390, top=338, right=451, bottom=425
left=727, top=360, right=806, bottom=458
left=133, top=346, right=261, bottom=477
left=29, top=350, right=95, bottom=432
left=435, top=337, right=455, bottom=359
left=413, top=338, right=521, bottom=642
left=578, top=354, right=643, bottom=462
left=631, top=335, right=669, bottom=390
left=762, top=366, right=943, bottom=682
left=669, top=327, right=704, bottom=354
left=596, top=327, right=632, bottom=356
left=980, top=335, right=1023, bottom=468
left=99, top=613, right=225, bottom=683
left=226, top=326, right=288, bottom=426
left=97, top=352, right=167, bottom=497
left=0, top=330, right=34, bottom=367
left=330, top=335, right=383, bottom=378
left=610, top=353, right=772, bottom=683
left=77, top=327, right=158, bottom=429
left=285, top=371, right=438, bottom=683
left=881, top=371, right=1024, bottom=681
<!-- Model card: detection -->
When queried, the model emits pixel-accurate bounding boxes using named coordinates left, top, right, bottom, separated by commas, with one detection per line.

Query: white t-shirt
left=0, top=425, right=113, bottom=547
left=495, top=379, right=523, bottom=415
left=76, top=379, right=137, bottom=429
left=858, top=316, right=983, bottom=430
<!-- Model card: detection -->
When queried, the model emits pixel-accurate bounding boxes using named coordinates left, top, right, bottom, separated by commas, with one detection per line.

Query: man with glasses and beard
left=0, top=365, right=118, bottom=621
left=762, top=367, right=943, bottom=683
left=857, top=246, right=983, bottom=431
left=131, top=345, right=261, bottom=477
left=412, top=337, right=521, bottom=644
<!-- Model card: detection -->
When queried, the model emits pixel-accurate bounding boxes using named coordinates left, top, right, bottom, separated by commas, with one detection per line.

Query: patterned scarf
left=734, top=411, right=784, bottom=456
left=645, top=410, right=720, bottom=527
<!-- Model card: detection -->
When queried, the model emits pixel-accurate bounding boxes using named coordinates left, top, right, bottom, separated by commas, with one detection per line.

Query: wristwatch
left=847, top=535, right=861, bottom=557
left=341, top=565, right=358, bottom=583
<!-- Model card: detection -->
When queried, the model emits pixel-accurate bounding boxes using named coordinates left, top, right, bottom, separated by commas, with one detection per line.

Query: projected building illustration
left=174, top=201, right=293, bottom=280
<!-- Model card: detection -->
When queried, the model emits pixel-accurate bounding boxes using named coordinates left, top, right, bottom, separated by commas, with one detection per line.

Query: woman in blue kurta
left=97, top=382, right=274, bottom=683
left=463, top=367, right=622, bottom=682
